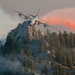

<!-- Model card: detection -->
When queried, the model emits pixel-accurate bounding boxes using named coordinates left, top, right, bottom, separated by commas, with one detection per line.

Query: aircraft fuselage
left=30, top=17, right=38, bottom=25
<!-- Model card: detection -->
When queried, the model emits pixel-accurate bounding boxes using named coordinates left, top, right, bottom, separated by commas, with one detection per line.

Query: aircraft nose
left=28, top=20, right=32, bottom=25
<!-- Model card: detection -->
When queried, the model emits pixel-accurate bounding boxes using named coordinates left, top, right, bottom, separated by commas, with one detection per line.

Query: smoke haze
left=0, top=6, right=22, bottom=39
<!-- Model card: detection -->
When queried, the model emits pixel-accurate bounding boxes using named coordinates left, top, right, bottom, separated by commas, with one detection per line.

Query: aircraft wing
left=29, top=14, right=35, bottom=18
left=10, top=8, right=20, bottom=13
left=22, top=14, right=27, bottom=17
left=35, top=18, right=46, bottom=24
left=36, top=20, right=59, bottom=31
left=21, top=14, right=31, bottom=19
left=37, top=18, right=59, bottom=31
left=46, top=23, right=59, bottom=31
left=35, top=20, right=44, bottom=24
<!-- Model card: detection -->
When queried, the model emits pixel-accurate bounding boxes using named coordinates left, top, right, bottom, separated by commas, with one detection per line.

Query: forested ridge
left=0, top=28, right=75, bottom=75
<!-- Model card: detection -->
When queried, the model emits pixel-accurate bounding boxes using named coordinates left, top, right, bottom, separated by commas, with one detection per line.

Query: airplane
left=11, top=9, right=59, bottom=31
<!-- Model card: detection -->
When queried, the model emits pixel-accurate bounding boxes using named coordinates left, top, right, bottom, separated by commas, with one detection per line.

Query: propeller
left=10, top=8, right=22, bottom=17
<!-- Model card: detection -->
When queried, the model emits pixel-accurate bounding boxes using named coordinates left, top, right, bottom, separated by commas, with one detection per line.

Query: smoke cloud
left=0, top=54, right=40, bottom=75
left=0, top=6, right=22, bottom=39
left=0, top=54, right=25, bottom=75
left=42, top=8, right=75, bottom=31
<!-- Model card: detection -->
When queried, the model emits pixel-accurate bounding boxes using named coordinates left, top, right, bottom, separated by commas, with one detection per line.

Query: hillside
left=0, top=21, right=75, bottom=75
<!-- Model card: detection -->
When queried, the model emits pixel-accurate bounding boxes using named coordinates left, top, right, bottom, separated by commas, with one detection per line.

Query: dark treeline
left=0, top=29, right=75, bottom=75
left=42, top=29, right=75, bottom=49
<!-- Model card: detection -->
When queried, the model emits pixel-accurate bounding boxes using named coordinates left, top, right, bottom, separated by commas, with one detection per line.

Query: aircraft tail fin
left=36, top=9, right=40, bottom=16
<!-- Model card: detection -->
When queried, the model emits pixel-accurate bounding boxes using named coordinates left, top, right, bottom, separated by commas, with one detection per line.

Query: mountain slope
left=4, top=21, right=41, bottom=55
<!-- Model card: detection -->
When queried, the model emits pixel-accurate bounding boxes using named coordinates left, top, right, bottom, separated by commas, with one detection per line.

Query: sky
left=0, top=0, right=75, bottom=40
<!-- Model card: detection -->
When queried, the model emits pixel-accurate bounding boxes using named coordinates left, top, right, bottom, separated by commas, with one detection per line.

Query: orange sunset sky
left=42, top=8, right=75, bottom=30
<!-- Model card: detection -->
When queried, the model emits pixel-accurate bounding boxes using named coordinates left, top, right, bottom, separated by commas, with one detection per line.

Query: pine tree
left=69, top=32, right=74, bottom=47
left=66, top=52, right=73, bottom=70
left=63, top=31, right=70, bottom=47
left=58, top=31, right=65, bottom=46
left=72, top=49, right=75, bottom=65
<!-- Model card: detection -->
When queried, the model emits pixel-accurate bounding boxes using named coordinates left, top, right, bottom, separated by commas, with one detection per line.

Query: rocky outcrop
left=4, top=21, right=41, bottom=54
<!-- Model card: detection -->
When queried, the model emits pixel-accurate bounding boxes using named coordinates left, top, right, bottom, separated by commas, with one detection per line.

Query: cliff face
left=8, top=21, right=39, bottom=42
left=4, top=21, right=41, bottom=54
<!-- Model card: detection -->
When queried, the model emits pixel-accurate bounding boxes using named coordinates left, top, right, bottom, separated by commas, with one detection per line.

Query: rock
left=4, top=21, right=41, bottom=55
